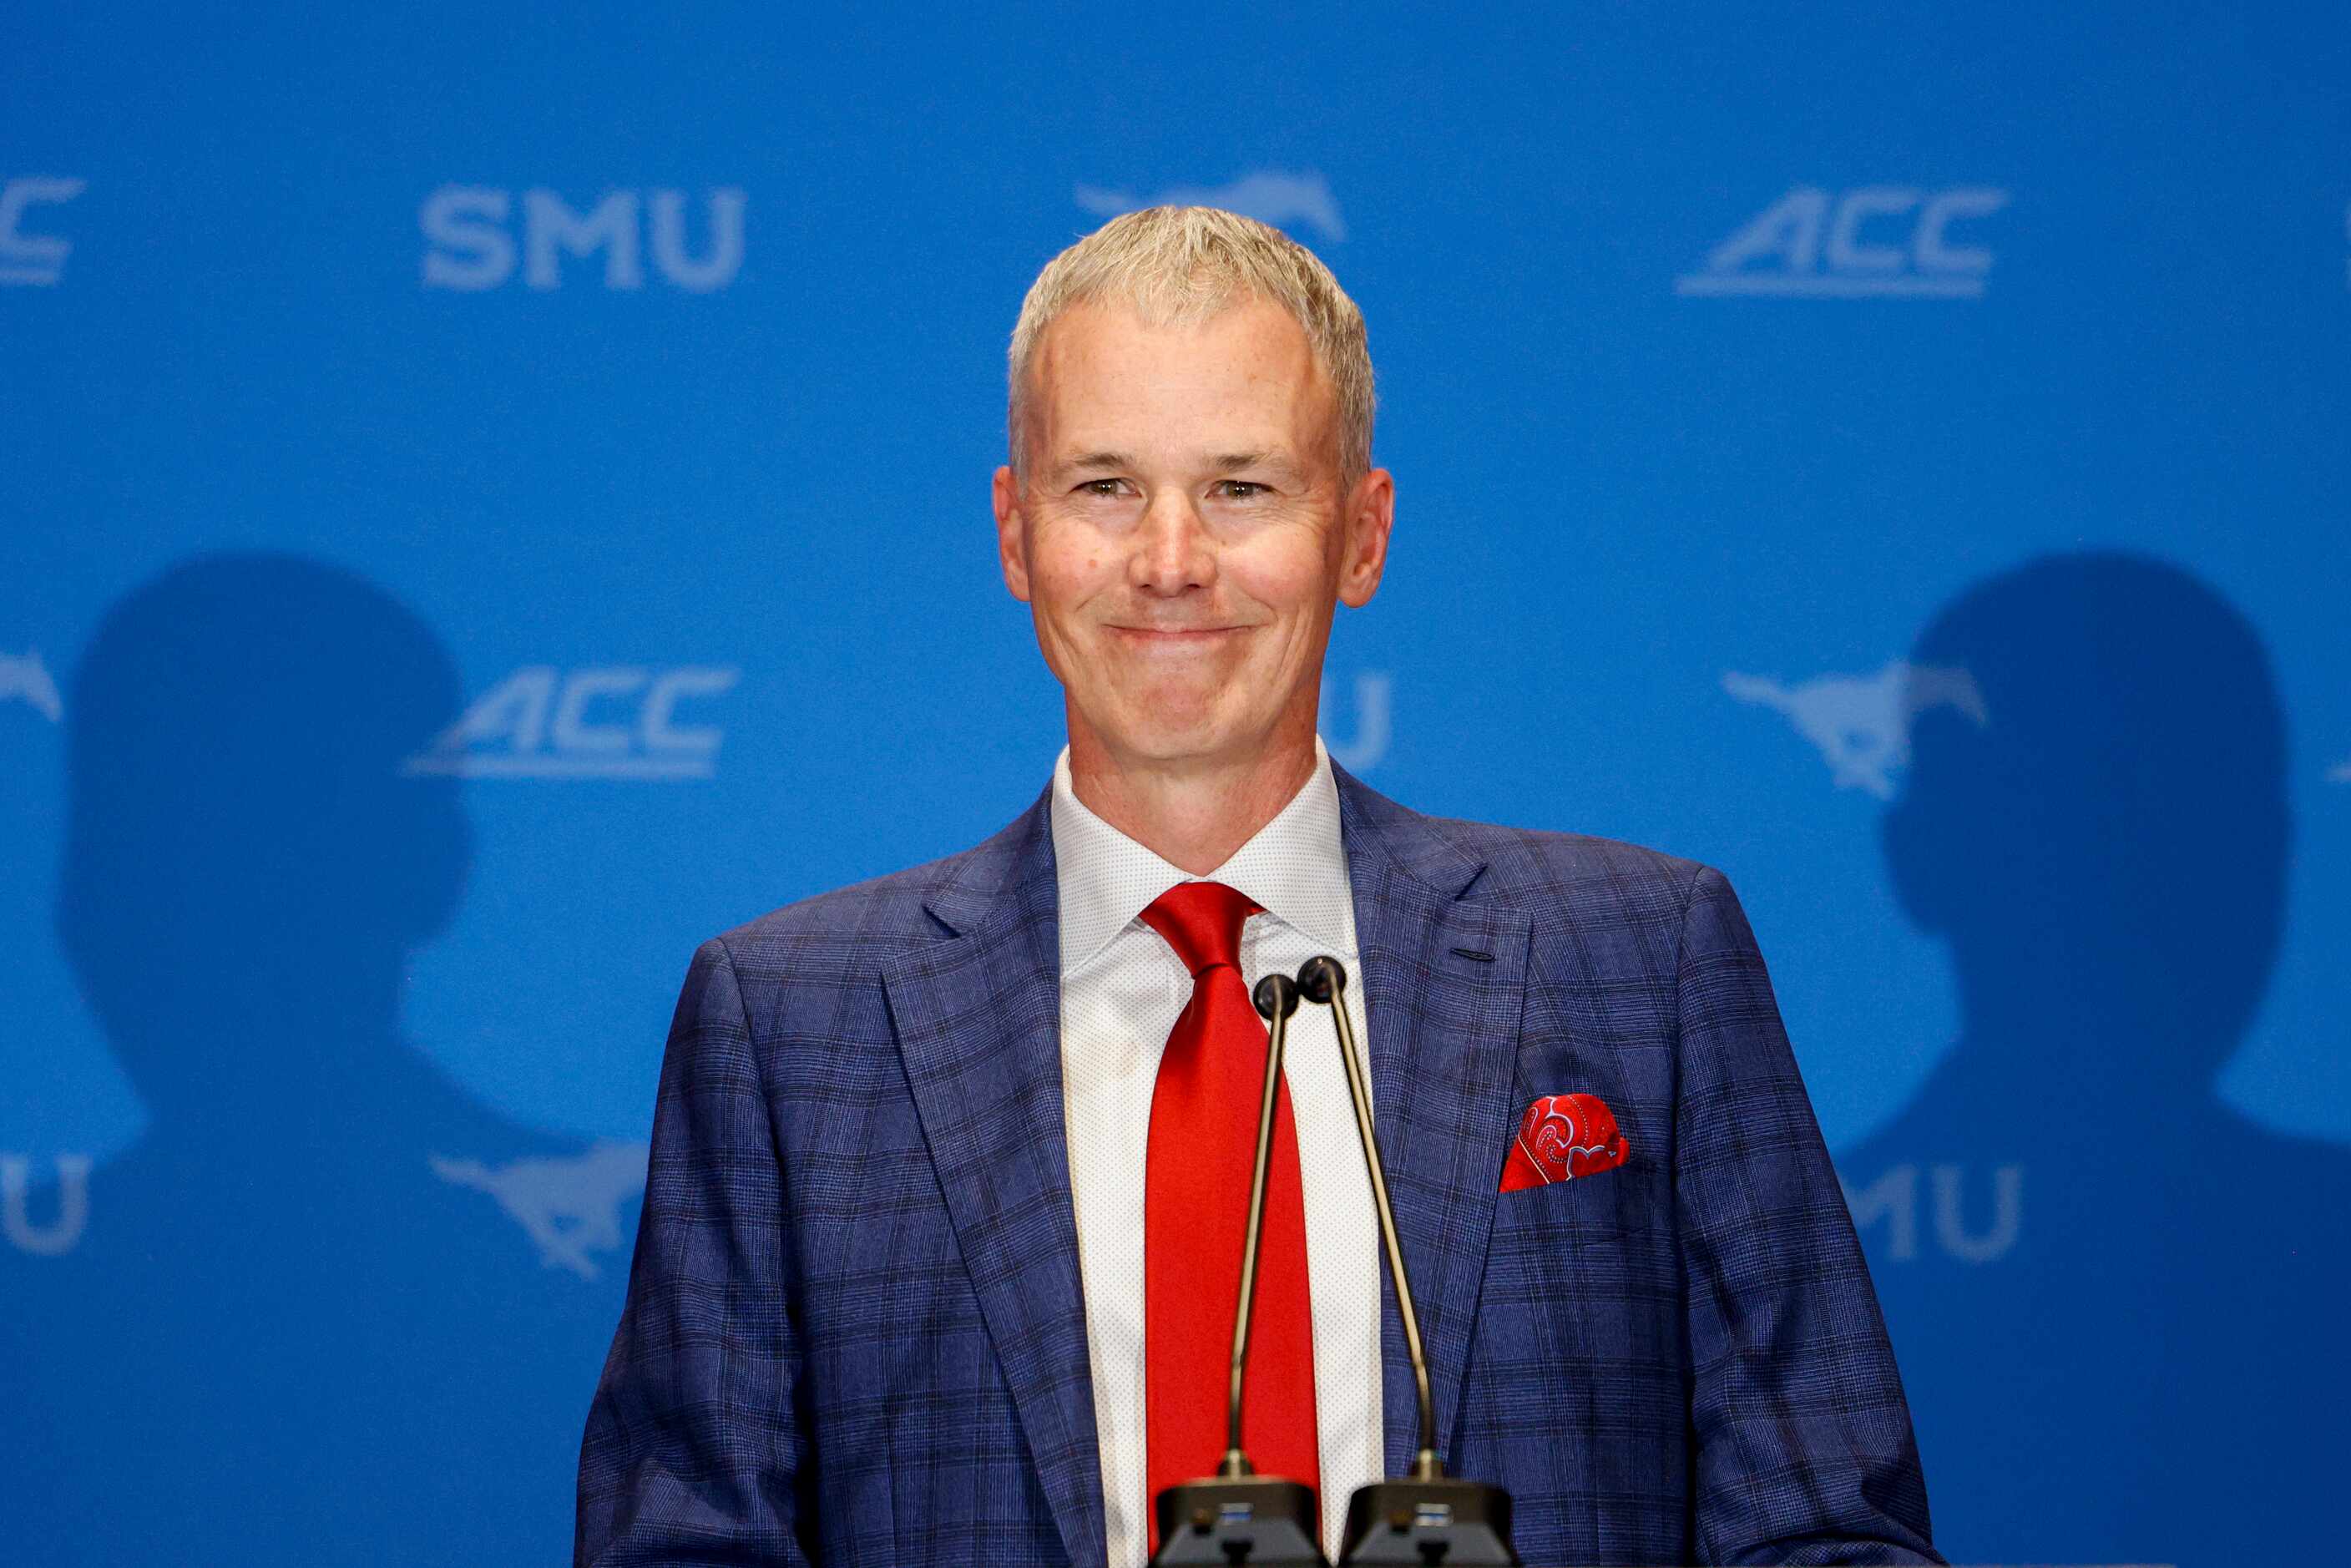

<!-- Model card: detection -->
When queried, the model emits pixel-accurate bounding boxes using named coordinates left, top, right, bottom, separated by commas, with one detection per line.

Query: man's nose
left=1128, top=488, right=1216, bottom=596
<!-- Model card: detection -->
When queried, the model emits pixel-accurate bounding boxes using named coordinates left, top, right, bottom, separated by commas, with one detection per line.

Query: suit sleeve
left=1673, top=866, right=1943, bottom=1565
left=576, top=938, right=814, bottom=1566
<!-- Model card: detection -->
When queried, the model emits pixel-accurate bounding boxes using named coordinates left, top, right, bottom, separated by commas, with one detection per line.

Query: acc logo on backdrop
left=403, top=665, right=739, bottom=780
left=1678, top=185, right=2010, bottom=299
left=1723, top=659, right=1986, bottom=800
left=1076, top=170, right=1346, bottom=243
left=1, top=649, right=63, bottom=721
left=419, top=186, right=747, bottom=291
left=0, top=177, right=84, bottom=286
left=429, top=1141, right=648, bottom=1281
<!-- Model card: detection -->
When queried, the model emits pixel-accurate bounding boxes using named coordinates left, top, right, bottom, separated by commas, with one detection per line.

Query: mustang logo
left=1723, top=659, right=1987, bottom=800
left=1074, top=170, right=1347, bottom=243
left=430, top=1140, right=648, bottom=1280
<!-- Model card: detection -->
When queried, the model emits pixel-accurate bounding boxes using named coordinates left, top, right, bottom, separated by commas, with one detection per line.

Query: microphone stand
left=1147, top=972, right=1330, bottom=1567
left=1296, top=957, right=1519, bottom=1567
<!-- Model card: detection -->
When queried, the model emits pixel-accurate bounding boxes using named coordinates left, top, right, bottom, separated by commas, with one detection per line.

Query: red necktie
left=1140, top=880, right=1320, bottom=1550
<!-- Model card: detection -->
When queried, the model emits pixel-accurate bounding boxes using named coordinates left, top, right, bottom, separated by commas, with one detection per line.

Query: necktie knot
left=1139, top=880, right=1261, bottom=977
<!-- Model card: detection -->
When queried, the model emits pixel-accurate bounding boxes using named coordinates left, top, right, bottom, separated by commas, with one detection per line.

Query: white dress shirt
left=1051, top=736, right=1383, bottom=1568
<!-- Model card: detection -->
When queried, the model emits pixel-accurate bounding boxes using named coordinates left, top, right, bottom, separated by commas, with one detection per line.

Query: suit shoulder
left=1422, top=811, right=1709, bottom=904
left=666, top=791, right=1052, bottom=1025
left=700, top=842, right=987, bottom=967
left=1391, top=809, right=1722, bottom=948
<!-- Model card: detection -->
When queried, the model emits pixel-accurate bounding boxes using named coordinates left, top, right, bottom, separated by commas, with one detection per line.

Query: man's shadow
left=1838, top=551, right=2344, bottom=1568
left=1, top=554, right=640, bottom=1565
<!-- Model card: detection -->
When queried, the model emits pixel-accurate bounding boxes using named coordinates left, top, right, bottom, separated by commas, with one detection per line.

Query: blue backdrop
left=5, top=3, right=2345, bottom=1563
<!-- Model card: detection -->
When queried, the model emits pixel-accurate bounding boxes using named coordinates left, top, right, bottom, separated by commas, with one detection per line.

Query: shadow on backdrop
left=1838, top=550, right=2343, bottom=1567
left=0, top=554, right=639, bottom=1565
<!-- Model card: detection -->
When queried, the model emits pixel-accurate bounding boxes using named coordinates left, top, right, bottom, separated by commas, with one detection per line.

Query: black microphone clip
left=1146, top=971, right=1329, bottom=1568
left=1295, top=956, right=1520, bottom=1567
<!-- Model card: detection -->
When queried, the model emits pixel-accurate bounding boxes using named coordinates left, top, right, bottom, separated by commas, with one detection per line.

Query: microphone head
left=1252, top=972, right=1299, bottom=1020
left=1296, top=955, right=1347, bottom=1004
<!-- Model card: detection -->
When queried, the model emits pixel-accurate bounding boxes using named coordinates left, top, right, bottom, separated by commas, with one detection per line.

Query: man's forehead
left=1027, top=301, right=1337, bottom=468
left=1044, top=443, right=1313, bottom=479
left=1034, top=295, right=1320, bottom=382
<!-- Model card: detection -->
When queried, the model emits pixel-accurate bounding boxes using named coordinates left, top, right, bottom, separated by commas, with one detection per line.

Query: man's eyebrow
left=1059, top=451, right=1139, bottom=475
left=1050, top=448, right=1306, bottom=478
left=1213, top=450, right=1305, bottom=478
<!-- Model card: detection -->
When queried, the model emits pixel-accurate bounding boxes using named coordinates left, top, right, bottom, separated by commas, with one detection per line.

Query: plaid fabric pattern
left=577, top=767, right=1939, bottom=1566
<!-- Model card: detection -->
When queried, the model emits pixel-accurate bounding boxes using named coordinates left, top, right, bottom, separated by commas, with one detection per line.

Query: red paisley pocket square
left=1499, top=1093, right=1631, bottom=1191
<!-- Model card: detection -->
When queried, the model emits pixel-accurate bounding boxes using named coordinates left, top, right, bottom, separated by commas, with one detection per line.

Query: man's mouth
left=1105, top=625, right=1248, bottom=645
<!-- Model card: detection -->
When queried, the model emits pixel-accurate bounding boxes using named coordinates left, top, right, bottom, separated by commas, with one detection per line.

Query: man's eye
left=1214, top=480, right=1269, bottom=498
left=1076, top=478, right=1126, bottom=497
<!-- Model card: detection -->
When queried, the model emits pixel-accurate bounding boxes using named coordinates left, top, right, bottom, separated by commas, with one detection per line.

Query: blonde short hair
left=1007, top=205, right=1376, bottom=483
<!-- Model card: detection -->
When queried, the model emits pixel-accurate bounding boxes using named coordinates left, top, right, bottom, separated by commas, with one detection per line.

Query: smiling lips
left=1106, top=625, right=1250, bottom=643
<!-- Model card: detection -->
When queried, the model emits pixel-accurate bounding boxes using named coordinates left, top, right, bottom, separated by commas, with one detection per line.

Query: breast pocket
left=1483, top=1160, right=1670, bottom=1314
left=1498, top=1158, right=1656, bottom=1232
left=1479, top=1159, right=1679, bottom=1357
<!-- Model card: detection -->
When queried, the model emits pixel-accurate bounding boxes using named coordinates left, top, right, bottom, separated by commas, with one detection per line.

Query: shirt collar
left=1049, top=736, right=1358, bottom=975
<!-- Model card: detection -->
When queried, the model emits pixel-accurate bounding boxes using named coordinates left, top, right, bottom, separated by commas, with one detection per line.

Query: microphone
left=1146, top=970, right=1331, bottom=1568
left=1295, top=956, right=1519, bottom=1567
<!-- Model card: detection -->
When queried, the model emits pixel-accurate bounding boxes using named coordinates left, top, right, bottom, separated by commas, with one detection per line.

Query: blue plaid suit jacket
left=577, top=767, right=1938, bottom=1566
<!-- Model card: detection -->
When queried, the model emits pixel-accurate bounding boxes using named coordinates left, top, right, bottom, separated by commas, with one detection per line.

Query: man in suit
left=577, top=206, right=1937, bottom=1567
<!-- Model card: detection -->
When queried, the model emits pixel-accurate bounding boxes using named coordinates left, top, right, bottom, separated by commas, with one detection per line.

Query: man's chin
left=1114, top=726, right=1231, bottom=765
left=1082, top=703, right=1256, bottom=769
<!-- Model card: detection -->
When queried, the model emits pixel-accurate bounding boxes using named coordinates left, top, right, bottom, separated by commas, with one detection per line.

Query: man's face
left=992, top=296, right=1393, bottom=774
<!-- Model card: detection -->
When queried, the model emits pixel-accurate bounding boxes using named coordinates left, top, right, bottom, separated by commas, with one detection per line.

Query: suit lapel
left=882, top=794, right=1105, bottom=1568
left=1334, top=768, right=1532, bottom=1479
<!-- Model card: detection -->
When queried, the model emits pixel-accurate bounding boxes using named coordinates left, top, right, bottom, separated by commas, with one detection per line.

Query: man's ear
left=1337, top=466, right=1395, bottom=609
left=992, top=464, right=1032, bottom=603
